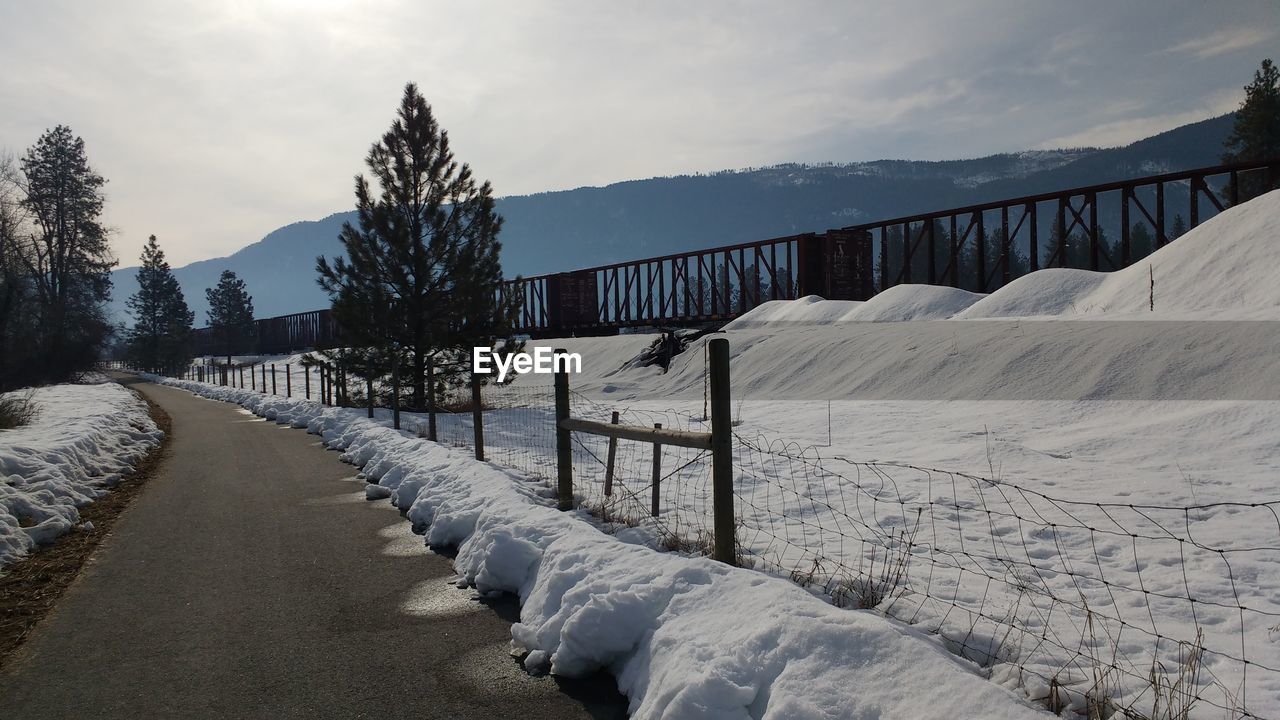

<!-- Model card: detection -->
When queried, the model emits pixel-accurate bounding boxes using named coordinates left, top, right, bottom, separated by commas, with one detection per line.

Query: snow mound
left=955, top=269, right=1107, bottom=319
left=0, top=381, right=163, bottom=566
left=847, top=284, right=985, bottom=321
left=962, top=188, right=1280, bottom=319
left=152, top=375, right=1044, bottom=720
left=723, top=296, right=863, bottom=329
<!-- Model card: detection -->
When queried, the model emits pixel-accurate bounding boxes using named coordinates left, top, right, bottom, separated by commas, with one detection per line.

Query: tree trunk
left=426, top=357, right=437, bottom=441
left=412, top=347, right=426, bottom=410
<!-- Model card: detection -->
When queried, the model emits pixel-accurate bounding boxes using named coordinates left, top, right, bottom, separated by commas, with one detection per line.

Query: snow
left=723, top=296, right=864, bottom=329
left=147, top=375, right=1045, bottom=719
left=0, top=378, right=163, bottom=566
left=152, top=190, right=1280, bottom=718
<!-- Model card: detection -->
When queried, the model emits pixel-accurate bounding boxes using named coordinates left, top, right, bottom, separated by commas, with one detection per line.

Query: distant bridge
left=192, top=157, right=1279, bottom=354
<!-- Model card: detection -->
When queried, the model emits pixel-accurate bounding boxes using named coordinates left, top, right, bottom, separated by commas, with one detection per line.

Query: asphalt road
left=0, top=376, right=627, bottom=719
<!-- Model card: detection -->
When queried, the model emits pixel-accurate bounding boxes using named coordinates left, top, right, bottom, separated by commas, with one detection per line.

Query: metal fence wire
left=160, top=362, right=1280, bottom=719
left=729, top=433, right=1280, bottom=720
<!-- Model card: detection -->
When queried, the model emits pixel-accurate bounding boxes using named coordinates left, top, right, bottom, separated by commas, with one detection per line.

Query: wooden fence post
left=554, top=348, right=572, bottom=510
left=471, top=372, right=484, bottom=461
left=304, top=364, right=311, bottom=400
left=426, top=357, right=438, bottom=441
left=271, top=364, right=277, bottom=395
left=604, top=411, right=620, bottom=496
left=709, top=338, right=735, bottom=565
left=391, top=355, right=401, bottom=430
left=239, top=366, right=245, bottom=388
left=320, top=365, right=327, bottom=405
left=260, top=364, right=266, bottom=394
left=367, top=377, right=374, bottom=418
left=251, top=364, right=256, bottom=391
left=651, top=423, right=663, bottom=517
left=286, top=364, right=291, bottom=397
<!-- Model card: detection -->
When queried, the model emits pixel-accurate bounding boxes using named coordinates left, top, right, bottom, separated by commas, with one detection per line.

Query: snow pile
left=963, top=189, right=1280, bottom=319
left=726, top=190, right=1280, bottom=326
left=0, top=380, right=163, bottom=565
left=845, top=284, right=984, bottom=321
left=728, top=287, right=983, bottom=328
left=149, top=375, right=1044, bottom=720
left=723, top=296, right=863, bottom=328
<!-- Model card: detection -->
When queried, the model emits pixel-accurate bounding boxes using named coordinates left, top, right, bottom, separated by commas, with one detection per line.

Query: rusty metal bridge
left=192, top=157, right=1279, bottom=354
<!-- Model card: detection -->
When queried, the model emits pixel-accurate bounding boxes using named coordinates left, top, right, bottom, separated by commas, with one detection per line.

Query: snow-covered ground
left=0, top=377, right=163, bottom=566
left=158, top=190, right=1280, bottom=718
left=146, top=374, right=1047, bottom=720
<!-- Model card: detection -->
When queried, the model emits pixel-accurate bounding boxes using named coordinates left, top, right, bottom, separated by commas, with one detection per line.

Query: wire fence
left=727, top=435, right=1280, bottom=720
left=156, top=360, right=1280, bottom=719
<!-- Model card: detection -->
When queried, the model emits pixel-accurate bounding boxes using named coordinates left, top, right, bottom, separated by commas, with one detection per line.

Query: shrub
left=0, top=391, right=38, bottom=429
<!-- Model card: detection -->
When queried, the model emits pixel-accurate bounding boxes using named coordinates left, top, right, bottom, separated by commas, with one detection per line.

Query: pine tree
left=205, top=270, right=255, bottom=365
left=317, top=82, right=518, bottom=409
left=1223, top=58, right=1280, bottom=163
left=1223, top=58, right=1280, bottom=202
left=1169, top=214, right=1187, bottom=242
left=1128, top=223, right=1156, bottom=263
left=126, top=236, right=194, bottom=372
left=16, top=126, right=115, bottom=383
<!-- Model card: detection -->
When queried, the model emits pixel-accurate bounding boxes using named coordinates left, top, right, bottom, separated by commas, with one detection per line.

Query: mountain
left=108, top=113, right=1236, bottom=325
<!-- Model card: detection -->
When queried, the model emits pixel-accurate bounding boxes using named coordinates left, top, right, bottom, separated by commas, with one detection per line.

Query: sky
left=0, top=0, right=1276, bottom=268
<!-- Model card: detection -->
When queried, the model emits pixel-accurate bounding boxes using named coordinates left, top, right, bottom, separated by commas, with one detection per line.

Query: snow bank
left=727, top=287, right=983, bottom=328
left=150, top=375, right=1044, bottom=720
left=731, top=188, right=1280, bottom=326
left=0, top=380, right=163, bottom=566
left=723, top=296, right=864, bottom=329
left=846, top=283, right=985, bottom=321
left=966, top=188, right=1280, bottom=319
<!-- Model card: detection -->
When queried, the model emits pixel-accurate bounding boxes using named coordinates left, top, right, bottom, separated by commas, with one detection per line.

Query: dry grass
left=0, top=390, right=38, bottom=430
left=0, top=390, right=170, bottom=669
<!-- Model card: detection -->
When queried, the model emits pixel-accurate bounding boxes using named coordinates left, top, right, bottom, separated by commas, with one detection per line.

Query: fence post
left=651, top=422, right=662, bottom=517
left=554, top=348, right=572, bottom=510
left=304, top=364, right=311, bottom=400
left=426, top=357, right=438, bottom=441
left=286, top=364, right=291, bottom=397
left=239, top=365, right=245, bottom=388
left=604, top=411, right=620, bottom=496
left=271, top=364, right=277, bottom=395
left=391, top=353, right=401, bottom=430
left=471, top=372, right=484, bottom=461
left=251, top=364, right=256, bottom=391
left=337, top=361, right=346, bottom=406
left=709, top=338, right=735, bottom=565
left=319, top=365, right=327, bottom=405
left=367, top=377, right=374, bottom=419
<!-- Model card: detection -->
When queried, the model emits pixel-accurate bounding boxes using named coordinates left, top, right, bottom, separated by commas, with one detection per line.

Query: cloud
left=1164, top=27, right=1275, bottom=59
left=1034, top=88, right=1241, bottom=150
left=0, top=0, right=1274, bottom=267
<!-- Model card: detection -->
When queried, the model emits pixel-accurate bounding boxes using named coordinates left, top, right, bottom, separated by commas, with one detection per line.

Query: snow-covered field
left=148, top=375, right=1047, bottom=720
left=157, top=190, right=1280, bottom=718
left=0, top=377, right=163, bottom=566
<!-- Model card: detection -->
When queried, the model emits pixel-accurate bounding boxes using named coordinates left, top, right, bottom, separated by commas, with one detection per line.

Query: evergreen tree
left=15, top=126, right=115, bottom=383
left=959, top=227, right=1029, bottom=291
left=1128, top=222, right=1156, bottom=263
left=205, top=270, right=256, bottom=365
left=1169, top=214, right=1187, bottom=242
left=126, top=235, right=194, bottom=372
left=317, top=82, right=518, bottom=409
left=1223, top=58, right=1280, bottom=202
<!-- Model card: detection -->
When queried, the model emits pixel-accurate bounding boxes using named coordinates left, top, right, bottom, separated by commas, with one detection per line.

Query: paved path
left=0, top=376, right=626, bottom=719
